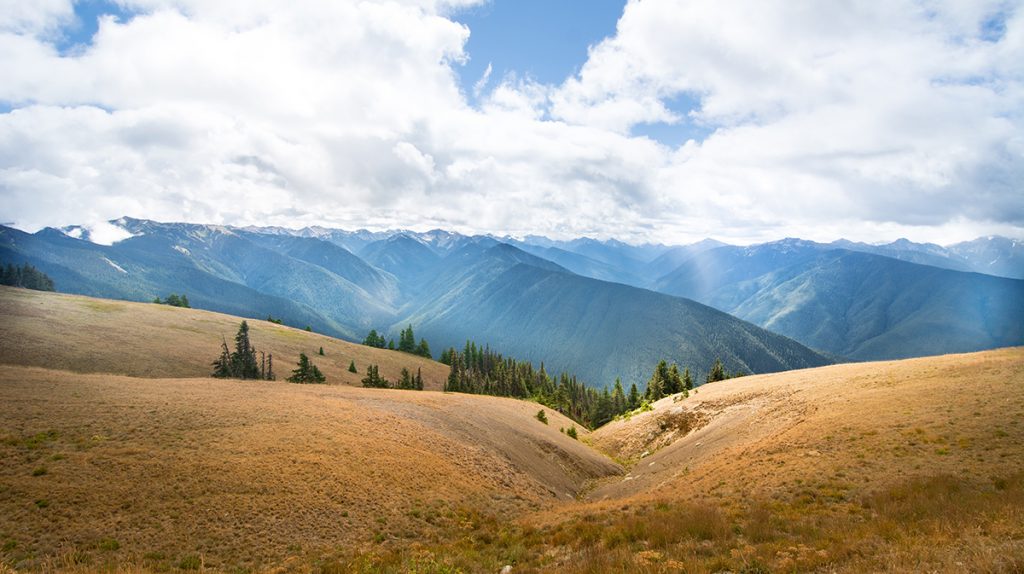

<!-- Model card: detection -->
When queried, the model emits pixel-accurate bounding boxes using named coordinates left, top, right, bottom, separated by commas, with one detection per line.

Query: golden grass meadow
left=1, top=287, right=1022, bottom=573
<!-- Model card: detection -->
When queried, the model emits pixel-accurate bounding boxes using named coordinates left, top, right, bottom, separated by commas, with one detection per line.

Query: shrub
left=566, top=426, right=578, bottom=440
left=536, top=410, right=548, bottom=425
left=178, top=554, right=202, bottom=570
left=97, top=538, right=120, bottom=552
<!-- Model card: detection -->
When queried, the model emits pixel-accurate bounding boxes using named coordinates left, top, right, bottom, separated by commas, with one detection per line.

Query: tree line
left=1, top=263, right=54, bottom=291
left=441, top=340, right=746, bottom=429
left=362, top=325, right=431, bottom=358
left=153, top=293, right=190, bottom=308
left=441, top=341, right=628, bottom=429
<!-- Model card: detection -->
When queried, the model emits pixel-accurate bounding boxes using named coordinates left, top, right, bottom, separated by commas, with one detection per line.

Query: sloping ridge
left=653, top=243, right=1024, bottom=360
left=0, top=285, right=620, bottom=492
left=589, top=347, right=1024, bottom=502
left=402, top=243, right=831, bottom=386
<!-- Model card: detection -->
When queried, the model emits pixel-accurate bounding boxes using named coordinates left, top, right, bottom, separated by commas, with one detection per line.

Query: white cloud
left=89, top=221, right=135, bottom=245
left=0, top=0, right=72, bottom=35
left=0, top=0, right=1021, bottom=245
left=473, top=62, right=492, bottom=97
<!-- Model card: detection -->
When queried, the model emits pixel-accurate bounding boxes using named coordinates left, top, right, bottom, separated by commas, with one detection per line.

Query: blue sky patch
left=55, top=0, right=135, bottom=55
left=453, top=0, right=625, bottom=94
left=630, top=92, right=712, bottom=147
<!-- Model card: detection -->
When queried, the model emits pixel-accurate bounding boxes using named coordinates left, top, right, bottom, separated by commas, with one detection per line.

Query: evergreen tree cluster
left=287, top=353, right=326, bottom=384
left=397, top=325, right=432, bottom=358
left=364, top=326, right=432, bottom=359
left=442, top=341, right=636, bottom=429
left=362, top=329, right=388, bottom=348
left=211, top=321, right=275, bottom=380
left=643, top=360, right=694, bottom=402
left=361, top=364, right=388, bottom=387
left=1, top=263, right=55, bottom=291
left=153, top=293, right=190, bottom=308
left=360, top=364, right=423, bottom=390
left=441, top=343, right=746, bottom=430
left=703, top=357, right=746, bottom=384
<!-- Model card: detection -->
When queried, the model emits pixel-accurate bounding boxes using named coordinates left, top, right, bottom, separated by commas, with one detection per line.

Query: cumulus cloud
left=0, top=0, right=1021, bottom=245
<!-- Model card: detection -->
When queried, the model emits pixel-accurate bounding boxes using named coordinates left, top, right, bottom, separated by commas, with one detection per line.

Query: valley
left=1, top=288, right=1022, bottom=572
left=4, top=218, right=1021, bottom=389
left=4, top=3, right=1022, bottom=573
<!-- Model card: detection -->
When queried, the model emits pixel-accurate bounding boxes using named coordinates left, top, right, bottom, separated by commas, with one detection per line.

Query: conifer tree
left=398, top=325, right=416, bottom=353
left=706, top=358, right=727, bottom=384
left=646, top=360, right=667, bottom=401
left=211, top=339, right=232, bottom=378
left=362, top=330, right=386, bottom=348
left=318, top=346, right=325, bottom=356
left=415, top=367, right=423, bottom=390
left=398, top=367, right=413, bottom=390
left=628, top=382, right=640, bottom=410
left=231, top=321, right=260, bottom=379
left=415, top=338, right=431, bottom=359
left=210, top=322, right=273, bottom=380
left=348, top=360, right=357, bottom=373
left=287, top=352, right=325, bottom=384
left=361, top=365, right=389, bottom=388
left=683, top=366, right=693, bottom=391
left=611, top=378, right=626, bottom=415
left=666, top=363, right=683, bottom=395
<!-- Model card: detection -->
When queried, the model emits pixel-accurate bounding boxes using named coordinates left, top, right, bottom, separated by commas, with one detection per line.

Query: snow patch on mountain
left=102, top=257, right=128, bottom=274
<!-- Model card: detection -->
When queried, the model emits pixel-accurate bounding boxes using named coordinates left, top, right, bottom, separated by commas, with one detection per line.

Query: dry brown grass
left=0, top=286, right=447, bottom=388
left=0, top=367, right=618, bottom=572
left=1, top=287, right=1022, bottom=573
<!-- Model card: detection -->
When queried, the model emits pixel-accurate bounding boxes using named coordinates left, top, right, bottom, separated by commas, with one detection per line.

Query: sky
left=0, top=0, right=1022, bottom=245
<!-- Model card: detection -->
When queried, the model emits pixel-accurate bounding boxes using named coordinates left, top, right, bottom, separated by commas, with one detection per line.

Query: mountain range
left=2, top=217, right=1021, bottom=386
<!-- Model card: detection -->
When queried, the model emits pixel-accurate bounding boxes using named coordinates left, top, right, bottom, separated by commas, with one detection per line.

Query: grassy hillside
left=0, top=287, right=620, bottom=572
left=361, top=348, right=1024, bottom=573
left=0, top=289, right=1020, bottom=572
left=0, top=286, right=445, bottom=387
left=0, top=368, right=619, bottom=573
